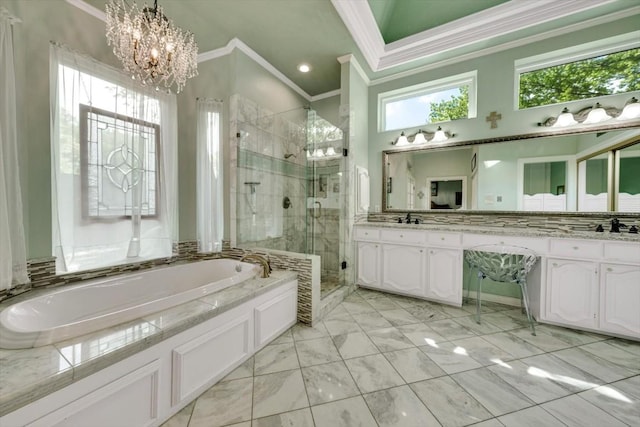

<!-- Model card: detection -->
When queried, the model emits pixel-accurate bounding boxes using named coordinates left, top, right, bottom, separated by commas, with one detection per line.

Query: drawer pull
left=430, top=250, right=434, bottom=254
left=500, top=241, right=505, bottom=245
left=364, top=232, right=368, bottom=235
left=573, top=246, right=579, bottom=250
left=607, top=267, right=613, bottom=272
left=441, top=237, right=445, bottom=241
left=420, top=249, right=423, bottom=253
left=400, top=234, right=404, bottom=238
left=553, top=262, right=558, bottom=267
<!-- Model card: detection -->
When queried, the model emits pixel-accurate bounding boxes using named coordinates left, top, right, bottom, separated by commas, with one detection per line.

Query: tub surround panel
left=0, top=271, right=297, bottom=418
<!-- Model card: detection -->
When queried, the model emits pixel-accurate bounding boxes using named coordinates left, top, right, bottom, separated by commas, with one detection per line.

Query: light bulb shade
left=395, top=132, right=409, bottom=147
left=583, top=104, right=612, bottom=124
left=313, top=148, right=325, bottom=157
left=325, top=146, right=337, bottom=156
left=105, top=0, right=198, bottom=93
left=617, top=98, right=640, bottom=120
left=431, top=127, right=448, bottom=142
left=413, top=131, right=427, bottom=145
left=552, top=108, right=577, bottom=127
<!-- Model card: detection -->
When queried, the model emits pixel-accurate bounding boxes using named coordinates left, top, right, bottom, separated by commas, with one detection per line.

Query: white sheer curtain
left=50, top=43, right=178, bottom=273
left=0, top=9, right=28, bottom=290
left=196, top=98, right=223, bottom=253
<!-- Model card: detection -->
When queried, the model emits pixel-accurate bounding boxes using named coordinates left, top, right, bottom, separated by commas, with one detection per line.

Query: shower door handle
left=313, top=201, right=322, bottom=218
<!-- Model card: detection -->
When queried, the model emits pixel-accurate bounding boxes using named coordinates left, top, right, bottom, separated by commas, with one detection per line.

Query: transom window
left=516, top=31, right=640, bottom=109
left=378, top=71, right=477, bottom=132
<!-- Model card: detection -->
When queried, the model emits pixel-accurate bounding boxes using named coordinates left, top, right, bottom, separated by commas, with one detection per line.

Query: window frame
left=378, top=70, right=478, bottom=133
left=79, top=104, right=161, bottom=221
left=514, top=31, right=640, bottom=110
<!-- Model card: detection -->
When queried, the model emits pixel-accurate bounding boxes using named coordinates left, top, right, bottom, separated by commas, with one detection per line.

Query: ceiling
left=78, top=0, right=639, bottom=99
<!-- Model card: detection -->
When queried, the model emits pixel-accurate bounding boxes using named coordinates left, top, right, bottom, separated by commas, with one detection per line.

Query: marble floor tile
left=498, top=405, right=565, bottom=427
left=311, top=396, right=377, bottom=427
left=220, top=357, right=254, bottom=382
left=321, top=304, right=351, bottom=321
left=379, top=308, right=422, bottom=326
left=552, top=346, right=638, bottom=383
left=519, top=353, right=604, bottom=393
left=410, top=376, right=493, bottom=427
left=252, top=369, right=309, bottom=419
left=269, top=328, right=294, bottom=345
left=160, top=401, right=194, bottom=427
left=295, top=337, right=342, bottom=367
left=189, top=377, right=253, bottom=427
left=254, top=342, right=299, bottom=375
left=452, top=315, right=503, bottom=335
left=252, top=408, right=314, bottom=427
left=404, top=305, right=449, bottom=322
left=450, top=336, right=514, bottom=366
left=452, top=368, right=535, bottom=416
left=476, top=312, right=530, bottom=331
left=480, top=331, right=545, bottom=359
left=487, top=360, right=571, bottom=404
left=535, top=324, right=606, bottom=347
left=578, top=381, right=640, bottom=426
left=425, top=318, right=477, bottom=340
left=355, top=287, right=388, bottom=299
left=301, top=361, right=360, bottom=405
left=611, top=375, right=640, bottom=400
left=291, top=322, right=329, bottom=341
left=344, top=354, right=405, bottom=393
left=508, top=326, right=575, bottom=352
left=350, top=312, right=394, bottom=331
left=340, top=300, right=376, bottom=315
left=397, top=322, right=447, bottom=346
left=541, top=394, right=627, bottom=427
left=578, top=340, right=640, bottom=374
left=437, top=304, right=471, bottom=319
left=461, top=300, right=500, bottom=315
left=384, top=293, right=425, bottom=308
left=366, top=326, right=415, bottom=352
left=470, top=420, right=504, bottom=427
left=363, top=385, right=441, bottom=427
left=607, top=338, right=640, bottom=357
left=366, top=296, right=401, bottom=311
left=332, top=331, right=380, bottom=359
left=322, top=316, right=363, bottom=336
left=344, top=293, right=367, bottom=303
left=383, top=347, right=446, bottom=383
left=419, top=341, right=483, bottom=374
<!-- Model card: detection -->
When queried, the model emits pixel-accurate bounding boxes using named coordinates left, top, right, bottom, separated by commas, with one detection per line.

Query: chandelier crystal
left=105, top=0, right=198, bottom=93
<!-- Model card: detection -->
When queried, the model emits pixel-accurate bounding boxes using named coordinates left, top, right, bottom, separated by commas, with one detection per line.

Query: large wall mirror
left=383, top=127, right=640, bottom=214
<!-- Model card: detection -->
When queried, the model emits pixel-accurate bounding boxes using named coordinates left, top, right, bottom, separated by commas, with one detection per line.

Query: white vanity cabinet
left=356, top=241, right=381, bottom=288
left=425, top=247, right=462, bottom=304
left=600, top=263, right=640, bottom=336
left=381, top=244, right=426, bottom=296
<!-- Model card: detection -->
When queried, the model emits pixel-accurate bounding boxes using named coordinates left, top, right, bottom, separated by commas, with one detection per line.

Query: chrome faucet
left=405, top=212, right=412, bottom=224
left=240, top=253, right=272, bottom=278
left=610, top=218, right=627, bottom=233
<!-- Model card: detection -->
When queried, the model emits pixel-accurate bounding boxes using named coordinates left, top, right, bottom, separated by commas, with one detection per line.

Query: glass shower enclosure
left=233, top=98, right=347, bottom=298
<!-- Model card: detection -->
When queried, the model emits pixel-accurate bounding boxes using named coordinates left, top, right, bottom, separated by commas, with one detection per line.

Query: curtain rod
left=0, top=7, right=22, bottom=24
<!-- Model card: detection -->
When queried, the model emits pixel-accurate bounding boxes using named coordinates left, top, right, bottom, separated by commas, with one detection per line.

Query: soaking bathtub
left=0, top=259, right=261, bottom=349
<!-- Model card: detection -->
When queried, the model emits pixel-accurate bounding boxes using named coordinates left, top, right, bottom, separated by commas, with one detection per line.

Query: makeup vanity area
left=355, top=125, right=640, bottom=341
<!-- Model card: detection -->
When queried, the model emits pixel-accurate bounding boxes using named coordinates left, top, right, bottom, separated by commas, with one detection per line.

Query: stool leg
left=476, top=272, right=484, bottom=324
left=520, top=280, right=536, bottom=336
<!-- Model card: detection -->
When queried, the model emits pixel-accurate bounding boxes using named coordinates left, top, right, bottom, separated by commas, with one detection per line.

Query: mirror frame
left=382, top=121, right=640, bottom=216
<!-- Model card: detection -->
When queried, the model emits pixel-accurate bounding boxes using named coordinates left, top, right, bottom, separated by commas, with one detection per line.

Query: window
left=378, top=71, right=477, bottom=132
left=50, top=43, right=178, bottom=273
left=516, top=32, right=640, bottom=109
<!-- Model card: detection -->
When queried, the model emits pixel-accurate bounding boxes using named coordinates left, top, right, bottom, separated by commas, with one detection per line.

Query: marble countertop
left=355, top=222, right=640, bottom=242
left=0, top=270, right=297, bottom=417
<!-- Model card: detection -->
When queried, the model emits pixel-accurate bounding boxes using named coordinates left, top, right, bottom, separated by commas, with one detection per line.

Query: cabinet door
left=381, top=244, right=426, bottom=296
left=600, top=263, right=640, bottom=338
left=426, top=248, right=462, bottom=306
left=545, top=258, right=598, bottom=329
left=357, top=242, right=381, bottom=288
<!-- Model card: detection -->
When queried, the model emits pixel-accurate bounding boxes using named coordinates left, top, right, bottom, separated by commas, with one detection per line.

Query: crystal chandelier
left=105, top=0, right=198, bottom=93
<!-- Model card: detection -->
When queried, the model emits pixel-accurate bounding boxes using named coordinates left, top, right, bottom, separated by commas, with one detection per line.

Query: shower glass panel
left=306, top=109, right=346, bottom=298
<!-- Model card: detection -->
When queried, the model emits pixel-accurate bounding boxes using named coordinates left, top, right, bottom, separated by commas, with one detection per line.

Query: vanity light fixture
left=582, top=102, right=612, bottom=124
left=392, top=128, right=454, bottom=146
left=313, top=148, right=325, bottom=157
left=551, top=108, right=578, bottom=127
left=325, top=146, right=337, bottom=156
left=539, top=97, right=640, bottom=127
left=617, top=97, right=640, bottom=120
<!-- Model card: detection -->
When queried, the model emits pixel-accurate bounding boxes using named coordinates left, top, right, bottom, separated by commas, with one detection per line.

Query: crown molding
left=370, top=5, right=640, bottom=87
left=65, top=0, right=105, bottom=21
left=310, top=89, right=341, bottom=102
left=333, top=0, right=620, bottom=72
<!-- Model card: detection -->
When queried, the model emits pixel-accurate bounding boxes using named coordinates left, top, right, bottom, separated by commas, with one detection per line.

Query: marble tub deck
left=0, top=270, right=298, bottom=417
left=162, top=287, right=640, bottom=427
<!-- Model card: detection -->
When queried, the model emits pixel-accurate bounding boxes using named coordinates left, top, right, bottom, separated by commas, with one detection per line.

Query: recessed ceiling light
left=298, top=63, right=311, bottom=73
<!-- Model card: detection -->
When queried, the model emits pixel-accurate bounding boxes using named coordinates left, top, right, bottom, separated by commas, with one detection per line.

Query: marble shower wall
left=230, top=94, right=308, bottom=253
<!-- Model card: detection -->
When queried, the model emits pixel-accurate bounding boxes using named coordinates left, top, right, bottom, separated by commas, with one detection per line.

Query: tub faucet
left=610, top=218, right=627, bottom=233
left=405, top=212, right=412, bottom=224
left=240, top=253, right=272, bottom=278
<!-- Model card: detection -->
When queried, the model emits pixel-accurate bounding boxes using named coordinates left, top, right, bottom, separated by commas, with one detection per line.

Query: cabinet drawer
left=463, top=233, right=548, bottom=254
left=549, top=239, right=602, bottom=259
left=380, top=229, right=426, bottom=245
left=354, top=227, right=380, bottom=241
left=427, top=231, right=462, bottom=247
left=604, top=242, right=640, bottom=264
